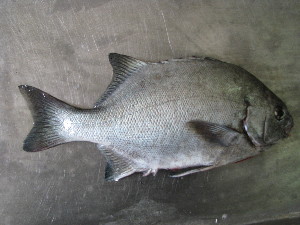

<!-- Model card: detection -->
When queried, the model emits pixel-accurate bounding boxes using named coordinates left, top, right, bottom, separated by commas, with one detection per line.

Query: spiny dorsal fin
left=94, top=53, right=146, bottom=107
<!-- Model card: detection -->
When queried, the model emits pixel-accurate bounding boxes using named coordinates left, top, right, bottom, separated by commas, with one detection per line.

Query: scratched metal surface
left=0, top=0, right=299, bottom=225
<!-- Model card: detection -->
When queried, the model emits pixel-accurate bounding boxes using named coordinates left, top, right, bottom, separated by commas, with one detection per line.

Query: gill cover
left=243, top=105, right=267, bottom=147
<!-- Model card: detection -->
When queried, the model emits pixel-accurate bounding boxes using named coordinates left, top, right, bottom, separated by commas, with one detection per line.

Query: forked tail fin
left=19, top=85, right=74, bottom=152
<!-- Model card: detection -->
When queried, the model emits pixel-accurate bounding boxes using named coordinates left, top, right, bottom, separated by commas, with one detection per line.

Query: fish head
left=244, top=94, right=293, bottom=147
left=263, top=99, right=293, bottom=145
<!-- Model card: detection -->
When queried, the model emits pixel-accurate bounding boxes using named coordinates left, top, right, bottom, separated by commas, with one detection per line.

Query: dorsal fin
left=94, top=53, right=146, bottom=107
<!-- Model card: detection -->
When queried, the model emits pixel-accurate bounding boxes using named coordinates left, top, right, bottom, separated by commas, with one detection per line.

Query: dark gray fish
left=19, top=53, right=293, bottom=181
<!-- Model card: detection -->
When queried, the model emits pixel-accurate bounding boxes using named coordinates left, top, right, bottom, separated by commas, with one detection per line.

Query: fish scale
left=19, top=53, right=293, bottom=181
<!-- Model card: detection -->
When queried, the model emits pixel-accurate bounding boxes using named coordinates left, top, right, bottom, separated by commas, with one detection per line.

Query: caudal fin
left=19, top=85, right=73, bottom=152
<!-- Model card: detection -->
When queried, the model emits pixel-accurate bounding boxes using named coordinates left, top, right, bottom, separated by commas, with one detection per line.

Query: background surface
left=0, top=0, right=299, bottom=224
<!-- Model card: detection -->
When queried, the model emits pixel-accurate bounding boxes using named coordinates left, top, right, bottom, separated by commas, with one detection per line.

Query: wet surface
left=0, top=0, right=299, bottom=224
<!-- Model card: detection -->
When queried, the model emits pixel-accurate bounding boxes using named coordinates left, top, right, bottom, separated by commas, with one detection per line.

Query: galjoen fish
left=19, top=53, right=293, bottom=181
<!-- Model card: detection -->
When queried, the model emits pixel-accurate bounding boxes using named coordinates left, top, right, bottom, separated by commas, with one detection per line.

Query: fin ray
left=170, top=166, right=215, bottom=178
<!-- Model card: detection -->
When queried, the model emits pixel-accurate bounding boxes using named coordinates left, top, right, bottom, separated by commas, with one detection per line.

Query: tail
left=19, top=85, right=74, bottom=152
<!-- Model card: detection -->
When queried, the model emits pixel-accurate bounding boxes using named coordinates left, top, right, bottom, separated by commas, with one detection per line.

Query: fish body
left=19, top=54, right=293, bottom=181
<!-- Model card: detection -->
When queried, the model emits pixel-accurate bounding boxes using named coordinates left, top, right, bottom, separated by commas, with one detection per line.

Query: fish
left=19, top=53, right=293, bottom=181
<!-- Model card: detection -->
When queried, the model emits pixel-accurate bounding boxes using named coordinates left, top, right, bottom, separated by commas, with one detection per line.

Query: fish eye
left=274, top=106, right=285, bottom=121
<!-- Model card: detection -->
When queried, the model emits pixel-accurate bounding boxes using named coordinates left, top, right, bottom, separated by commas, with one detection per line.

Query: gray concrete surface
left=0, top=0, right=299, bottom=224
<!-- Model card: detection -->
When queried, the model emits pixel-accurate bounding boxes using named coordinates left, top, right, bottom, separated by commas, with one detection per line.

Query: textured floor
left=0, top=0, right=299, bottom=224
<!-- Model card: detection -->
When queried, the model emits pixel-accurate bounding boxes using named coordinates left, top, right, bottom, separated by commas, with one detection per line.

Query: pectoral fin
left=187, top=120, right=242, bottom=147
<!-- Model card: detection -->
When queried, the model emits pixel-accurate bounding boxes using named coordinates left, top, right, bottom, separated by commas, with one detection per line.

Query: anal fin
left=100, top=147, right=136, bottom=181
left=105, top=160, right=136, bottom=182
